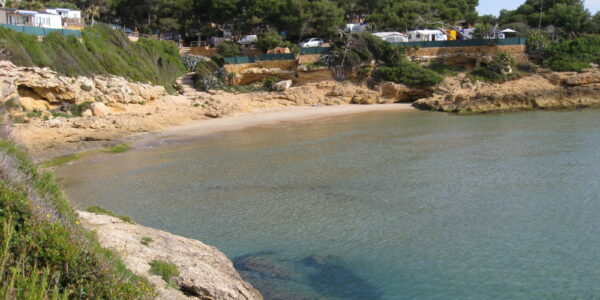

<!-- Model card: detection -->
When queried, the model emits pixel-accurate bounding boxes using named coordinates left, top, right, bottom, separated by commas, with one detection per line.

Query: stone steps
left=175, top=72, right=203, bottom=99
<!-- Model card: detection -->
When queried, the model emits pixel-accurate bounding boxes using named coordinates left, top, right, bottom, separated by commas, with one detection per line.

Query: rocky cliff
left=78, top=211, right=263, bottom=300
left=414, top=69, right=600, bottom=113
left=0, top=60, right=416, bottom=161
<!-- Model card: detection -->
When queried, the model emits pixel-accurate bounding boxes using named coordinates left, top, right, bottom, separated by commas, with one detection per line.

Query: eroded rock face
left=0, top=61, right=166, bottom=116
left=414, top=69, right=600, bottom=113
left=77, top=211, right=263, bottom=300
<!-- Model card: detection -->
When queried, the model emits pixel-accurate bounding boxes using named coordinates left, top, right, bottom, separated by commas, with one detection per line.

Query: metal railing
left=299, top=47, right=332, bottom=55
left=0, top=24, right=81, bottom=38
left=190, top=41, right=207, bottom=47
left=225, top=53, right=296, bottom=64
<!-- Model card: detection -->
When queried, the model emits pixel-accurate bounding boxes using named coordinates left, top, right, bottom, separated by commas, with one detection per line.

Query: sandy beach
left=135, top=103, right=416, bottom=147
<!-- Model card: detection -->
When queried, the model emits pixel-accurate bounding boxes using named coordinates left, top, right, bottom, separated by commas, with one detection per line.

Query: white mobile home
left=45, top=8, right=83, bottom=29
left=346, top=23, right=368, bottom=33
left=408, top=30, right=448, bottom=42
left=45, top=8, right=81, bottom=19
left=372, top=32, right=409, bottom=43
left=0, top=8, right=61, bottom=28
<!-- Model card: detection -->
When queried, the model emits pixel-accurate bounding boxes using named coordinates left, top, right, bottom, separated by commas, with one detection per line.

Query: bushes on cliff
left=0, top=24, right=185, bottom=92
left=374, top=59, right=443, bottom=87
left=216, top=41, right=241, bottom=57
left=0, top=140, right=153, bottom=298
left=541, top=35, right=600, bottom=72
left=470, top=52, right=522, bottom=83
left=324, top=33, right=440, bottom=87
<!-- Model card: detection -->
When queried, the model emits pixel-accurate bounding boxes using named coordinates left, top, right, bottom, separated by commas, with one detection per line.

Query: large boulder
left=272, top=80, right=293, bottom=92
left=90, top=102, right=109, bottom=116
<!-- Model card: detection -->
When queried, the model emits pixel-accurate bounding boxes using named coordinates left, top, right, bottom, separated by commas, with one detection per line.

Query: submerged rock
left=234, top=252, right=383, bottom=300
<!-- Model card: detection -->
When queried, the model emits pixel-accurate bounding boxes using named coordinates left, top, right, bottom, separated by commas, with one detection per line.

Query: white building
left=346, top=23, right=368, bottom=33
left=45, top=8, right=83, bottom=29
left=0, top=8, right=62, bottom=28
left=45, top=8, right=81, bottom=19
left=407, top=30, right=448, bottom=42
left=372, top=32, right=409, bottom=43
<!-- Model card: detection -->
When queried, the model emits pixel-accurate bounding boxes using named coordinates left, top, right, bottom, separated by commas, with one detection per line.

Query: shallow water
left=56, top=109, right=600, bottom=299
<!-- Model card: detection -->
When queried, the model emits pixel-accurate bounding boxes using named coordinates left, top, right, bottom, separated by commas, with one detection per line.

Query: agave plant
left=180, top=55, right=208, bottom=72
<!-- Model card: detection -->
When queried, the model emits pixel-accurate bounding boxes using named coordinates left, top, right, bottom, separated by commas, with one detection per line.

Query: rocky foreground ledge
left=415, top=68, right=600, bottom=113
left=77, top=211, right=262, bottom=300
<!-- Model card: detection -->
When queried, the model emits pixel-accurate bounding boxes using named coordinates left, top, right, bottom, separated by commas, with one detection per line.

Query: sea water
left=56, top=109, right=600, bottom=299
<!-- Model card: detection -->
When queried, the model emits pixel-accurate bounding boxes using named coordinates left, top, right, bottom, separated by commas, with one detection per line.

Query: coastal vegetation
left=103, top=143, right=132, bottom=154
left=0, top=24, right=185, bottom=92
left=322, top=32, right=442, bottom=87
left=39, top=153, right=83, bottom=168
left=149, top=259, right=179, bottom=287
left=86, top=205, right=135, bottom=224
left=141, top=237, right=154, bottom=246
left=0, top=138, right=152, bottom=298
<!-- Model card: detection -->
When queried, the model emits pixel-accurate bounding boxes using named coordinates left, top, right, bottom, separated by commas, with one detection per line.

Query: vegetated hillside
left=0, top=118, right=154, bottom=298
left=542, top=35, right=600, bottom=72
left=0, top=24, right=185, bottom=92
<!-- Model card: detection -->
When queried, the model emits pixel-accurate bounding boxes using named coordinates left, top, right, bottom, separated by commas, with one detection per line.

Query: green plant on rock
left=86, top=205, right=135, bottom=224
left=141, top=237, right=153, bottom=246
left=374, top=59, right=443, bottom=87
left=149, top=260, right=179, bottom=288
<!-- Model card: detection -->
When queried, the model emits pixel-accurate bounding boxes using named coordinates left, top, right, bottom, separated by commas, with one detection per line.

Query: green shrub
left=542, top=35, right=600, bottom=72
left=141, top=237, right=153, bottom=246
left=0, top=25, right=186, bottom=92
left=86, top=205, right=135, bottom=224
left=216, top=41, right=241, bottom=57
left=149, top=260, right=179, bottom=287
left=469, top=52, right=522, bottom=83
left=211, top=54, right=226, bottom=67
left=256, top=31, right=283, bottom=52
left=69, top=102, right=92, bottom=117
left=180, top=54, right=208, bottom=72
left=262, top=77, right=279, bottom=91
left=428, top=60, right=465, bottom=76
left=0, top=141, right=152, bottom=299
left=375, top=60, right=443, bottom=87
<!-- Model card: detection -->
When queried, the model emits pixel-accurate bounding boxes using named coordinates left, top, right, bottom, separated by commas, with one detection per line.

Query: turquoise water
left=56, top=109, right=600, bottom=299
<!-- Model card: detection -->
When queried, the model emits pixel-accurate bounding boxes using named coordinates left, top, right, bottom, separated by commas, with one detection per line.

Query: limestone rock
left=77, top=211, right=262, bottom=300
left=272, top=80, right=293, bottom=92
left=415, top=70, right=600, bottom=113
left=81, top=109, right=93, bottom=117
left=90, top=102, right=109, bottom=116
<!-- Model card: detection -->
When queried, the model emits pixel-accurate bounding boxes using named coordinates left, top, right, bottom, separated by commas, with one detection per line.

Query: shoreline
left=135, top=103, right=416, bottom=148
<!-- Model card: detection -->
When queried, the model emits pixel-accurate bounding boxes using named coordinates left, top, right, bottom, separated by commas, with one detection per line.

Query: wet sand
left=136, top=103, right=416, bottom=147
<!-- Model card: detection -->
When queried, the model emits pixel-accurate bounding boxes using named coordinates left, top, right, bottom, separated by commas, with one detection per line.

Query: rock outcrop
left=1, top=60, right=418, bottom=162
left=1, top=61, right=165, bottom=116
left=414, top=69, right=600, bottom=113
left=77, top=211, right=263, bottom=300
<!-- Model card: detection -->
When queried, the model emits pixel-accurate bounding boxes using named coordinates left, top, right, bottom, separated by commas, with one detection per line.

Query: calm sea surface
left=56, top=109, right=600, bottom=299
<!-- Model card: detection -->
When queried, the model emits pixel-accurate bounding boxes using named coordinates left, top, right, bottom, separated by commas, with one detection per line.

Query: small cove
left=56, top=109, right=600, bottom=299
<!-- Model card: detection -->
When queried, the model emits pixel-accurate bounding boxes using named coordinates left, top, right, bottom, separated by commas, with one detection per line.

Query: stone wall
left=224, top=60, right=298, bottom=74
left=298, top=54, right=322, bottom=64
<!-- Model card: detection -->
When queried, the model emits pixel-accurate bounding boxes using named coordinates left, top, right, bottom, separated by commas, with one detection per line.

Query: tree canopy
left=8, top=0, right=600, bottom=40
